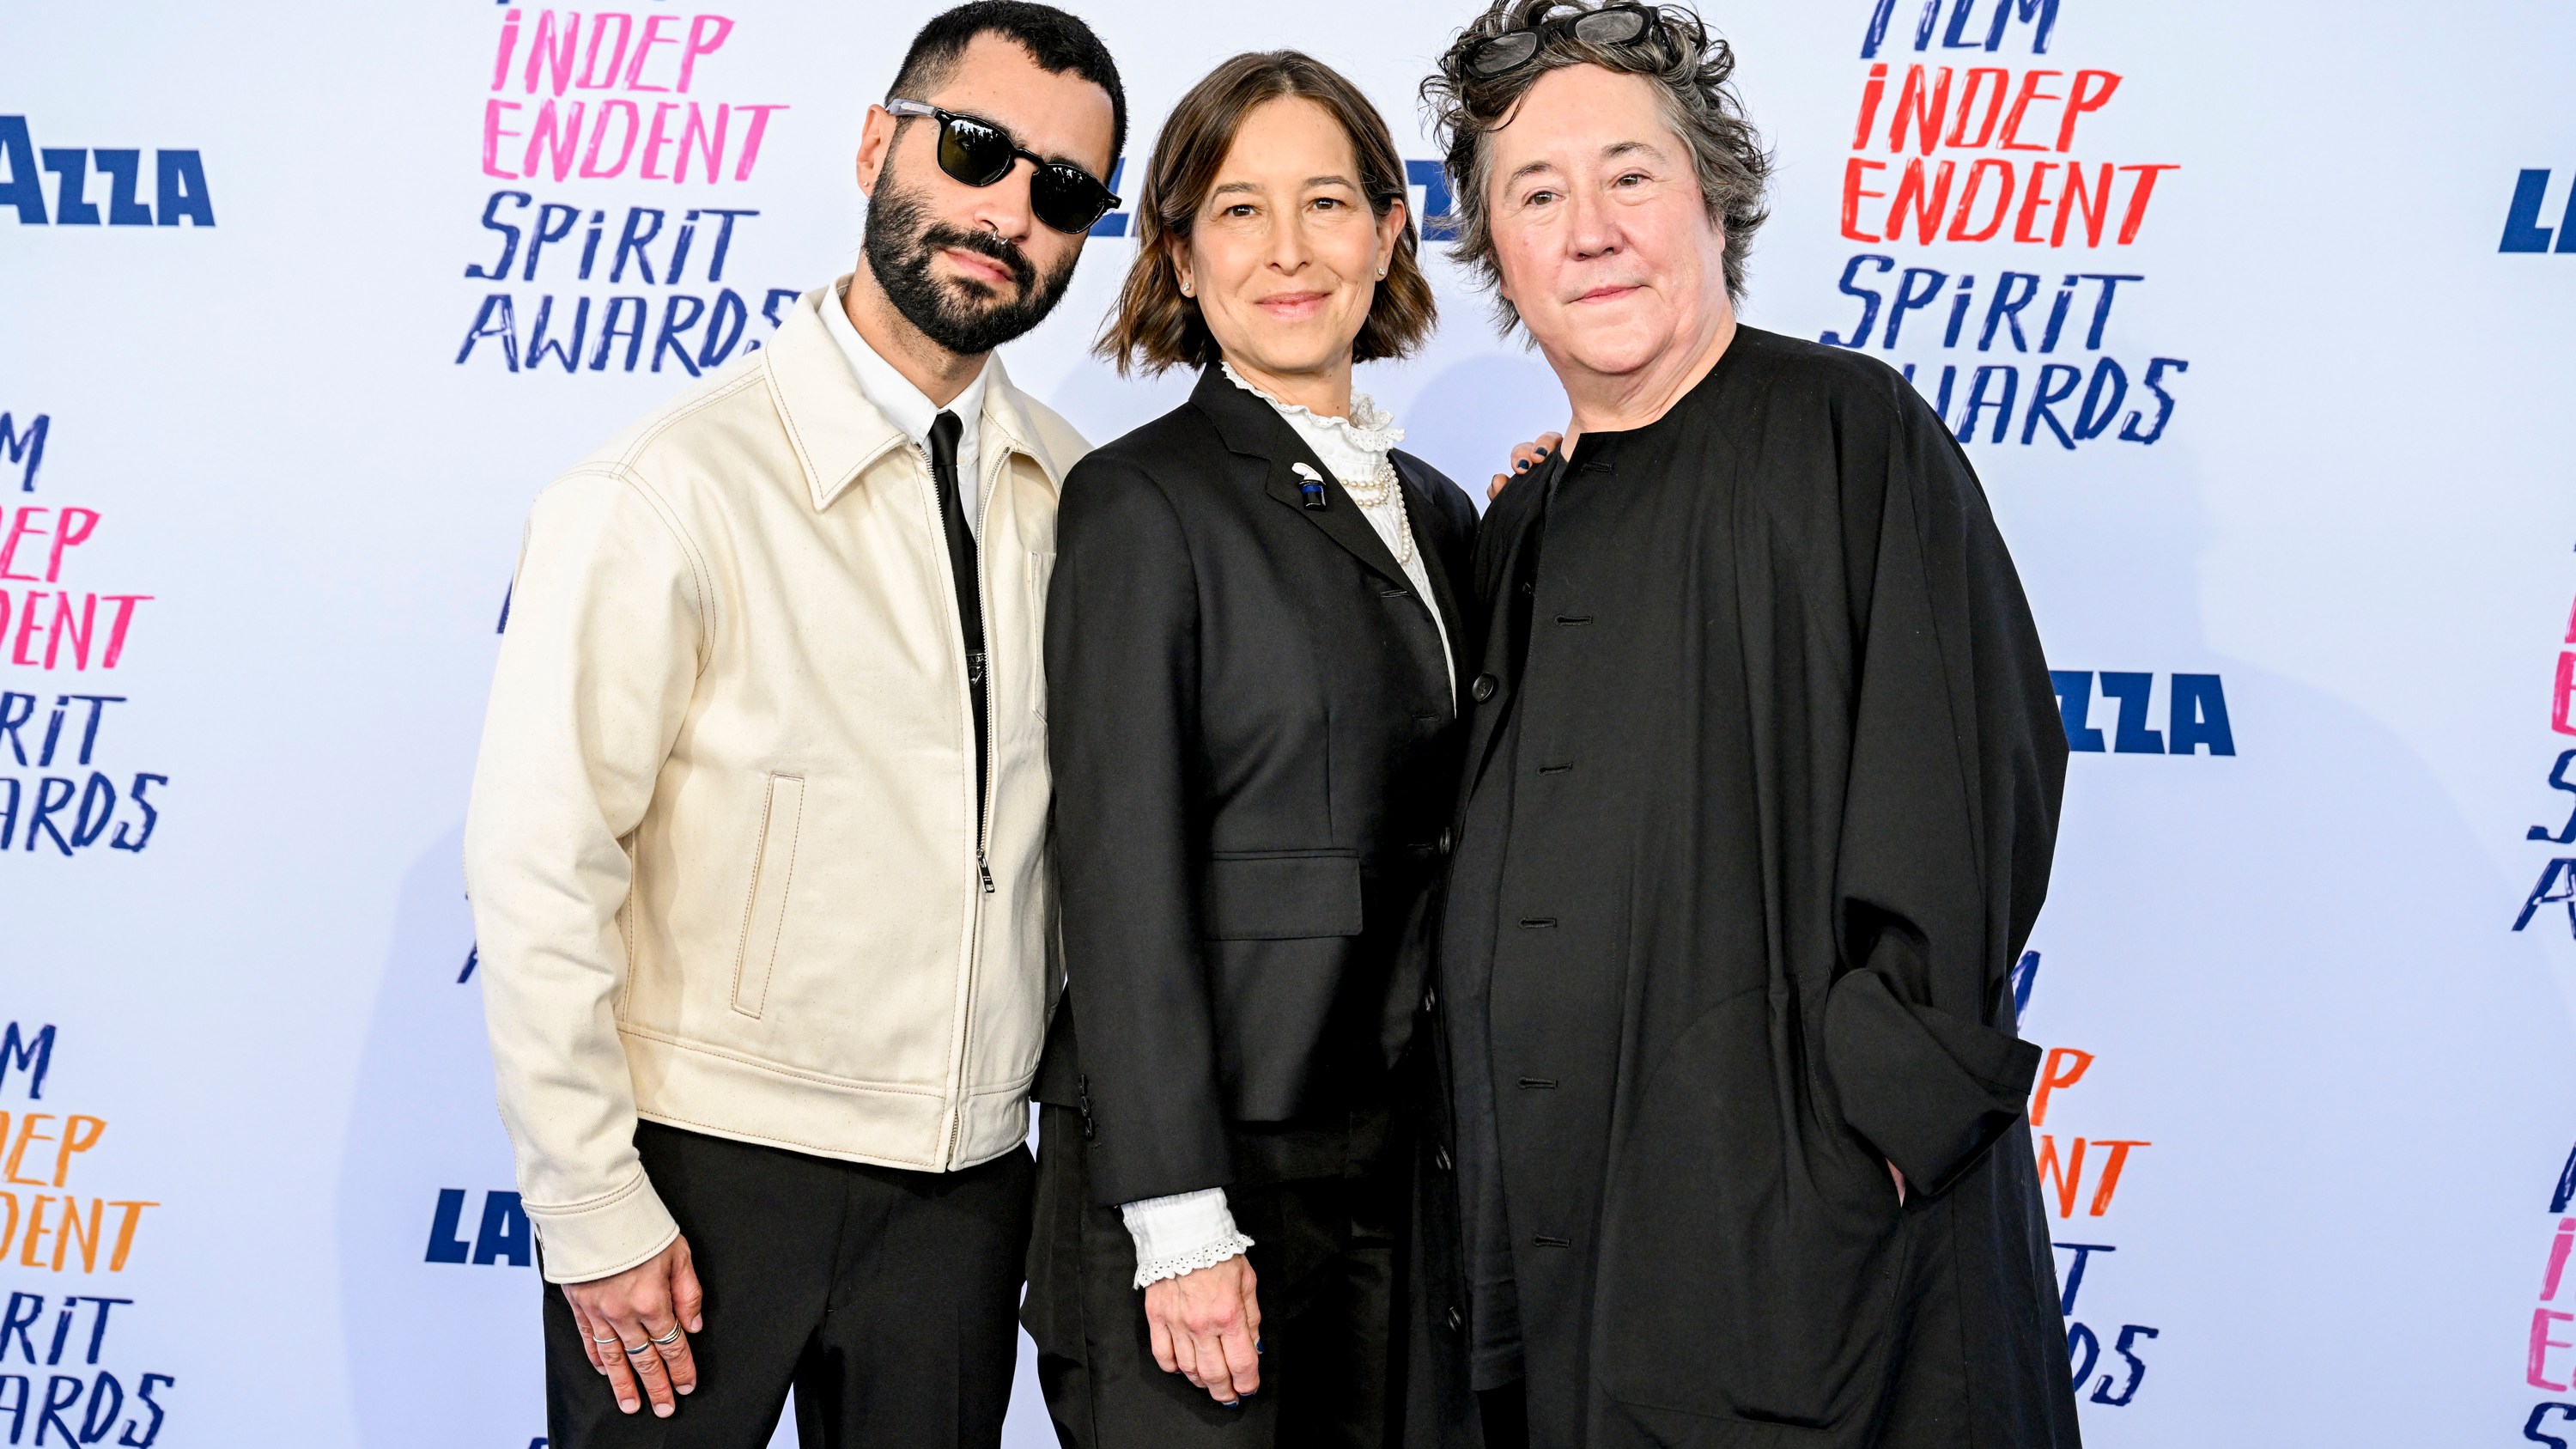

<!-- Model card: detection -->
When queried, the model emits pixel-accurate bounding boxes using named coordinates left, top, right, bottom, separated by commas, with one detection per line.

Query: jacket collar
left=978, top=352, right=1066, bottom=497
left=764, top=278, right=1066, bottom=512
left=1188, top=363, right=1411, bottom=593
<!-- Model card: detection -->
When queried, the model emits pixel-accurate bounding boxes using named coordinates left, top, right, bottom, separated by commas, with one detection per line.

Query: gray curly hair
left=1421, top=0, right=1771, bottom=333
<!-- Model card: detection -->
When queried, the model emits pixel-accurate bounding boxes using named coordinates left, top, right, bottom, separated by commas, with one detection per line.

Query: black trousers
left=1022, top=1105, right=1403, bottom=1449
left=542, top=1120, right=1035, bottom=1449
left=1477, top=1382, right=1528, bottom=1449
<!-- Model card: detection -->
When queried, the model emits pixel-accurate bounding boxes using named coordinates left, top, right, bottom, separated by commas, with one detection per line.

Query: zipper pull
left=978, top=849, right=994, bottom=894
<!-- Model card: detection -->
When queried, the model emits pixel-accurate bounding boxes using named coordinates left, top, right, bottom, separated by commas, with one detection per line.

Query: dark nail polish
left=1515, top=460, right=1530, bottom=472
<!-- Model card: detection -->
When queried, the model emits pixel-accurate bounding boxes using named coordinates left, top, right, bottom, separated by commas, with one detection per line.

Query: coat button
left=1422, top=985, right=1438, bottom=1013
left=1434, top=1145, right=1454, bottom=1171
left=1470, top=674, right=1498, bottom=703
left=1437, top=827, right=1454, bottom=855
left=1446, top=1305, right=1464, bottom=1332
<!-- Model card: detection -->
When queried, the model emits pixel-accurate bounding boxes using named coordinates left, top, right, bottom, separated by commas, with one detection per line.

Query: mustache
left=863, top=163, right=1076, bottom=356
left=918, top=222, right=1036, bottom=295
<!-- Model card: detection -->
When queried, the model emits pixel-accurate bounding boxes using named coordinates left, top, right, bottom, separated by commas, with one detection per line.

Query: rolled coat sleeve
left=1821, top=383, right=2065, bottom=1197
left=464, top=467, right=705, bottom=1283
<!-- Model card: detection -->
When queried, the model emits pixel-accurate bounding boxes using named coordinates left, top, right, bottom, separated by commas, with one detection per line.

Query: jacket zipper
left=929, top=437, right=1009, bottom=1168
left=969, top=441, right=1004, bottom=890
left=969, top=438, right=999, bottom=881
left=969, top=443, right=993, bottom=891
left=917, top=436, right=1002, bottom=885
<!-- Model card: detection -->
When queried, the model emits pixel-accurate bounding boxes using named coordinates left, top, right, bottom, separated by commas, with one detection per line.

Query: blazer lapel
left=1194, top=366, right=1411, bottom=593
left=1256, top=454, right=1413, bottom=591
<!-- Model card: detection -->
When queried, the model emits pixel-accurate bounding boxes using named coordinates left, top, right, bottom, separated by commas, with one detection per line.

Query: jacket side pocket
left=732, top=774, right=805, bottom=1017
left=1027, top=549, right=1054, bottom=719
left=1201, top=851, right=1364, bottom=940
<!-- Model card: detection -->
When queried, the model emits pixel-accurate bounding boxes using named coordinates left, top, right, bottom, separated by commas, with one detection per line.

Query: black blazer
left=1036, top=364, right=1477, bottom=1207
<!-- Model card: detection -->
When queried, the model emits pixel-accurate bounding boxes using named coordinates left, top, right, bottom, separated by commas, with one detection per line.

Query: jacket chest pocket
left=1026, top=549, right=1054, bottom=720
left=732, top=774, right=805, bottom=1017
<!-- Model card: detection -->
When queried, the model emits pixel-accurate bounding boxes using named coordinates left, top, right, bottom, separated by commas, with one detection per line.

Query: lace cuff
left=1120, top=1187, right=1255, bottom=1289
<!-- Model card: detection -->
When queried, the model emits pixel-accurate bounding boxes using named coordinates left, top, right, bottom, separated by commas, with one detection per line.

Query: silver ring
left=649, top=1324, right=683, bottom=1347
left=623, top=1340, right=654, bottom=1356
left=591, top=1334, right=619, bottom=1345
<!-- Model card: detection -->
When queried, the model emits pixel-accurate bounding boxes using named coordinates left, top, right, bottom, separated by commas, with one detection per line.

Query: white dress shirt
left=1117, top=366, right=1457, bottom=1290
left=825, top=277, right=992, bottom=535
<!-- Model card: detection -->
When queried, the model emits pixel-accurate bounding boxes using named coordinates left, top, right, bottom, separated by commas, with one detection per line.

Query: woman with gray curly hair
left=1414, top=5, right=2083, bottom=1448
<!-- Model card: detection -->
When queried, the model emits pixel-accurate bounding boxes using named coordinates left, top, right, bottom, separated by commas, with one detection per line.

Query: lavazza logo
left=0, top=119, right=213, bottom=228
left=2500, top=168, right=2576, bottom=254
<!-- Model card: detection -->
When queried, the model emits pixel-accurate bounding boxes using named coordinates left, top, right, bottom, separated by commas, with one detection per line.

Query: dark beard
left=862, top=168, right=1078, bottom=356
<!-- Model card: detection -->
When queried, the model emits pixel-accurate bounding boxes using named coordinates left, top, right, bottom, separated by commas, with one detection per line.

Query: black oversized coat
left=1430, top=327, right=2079, bottom=1448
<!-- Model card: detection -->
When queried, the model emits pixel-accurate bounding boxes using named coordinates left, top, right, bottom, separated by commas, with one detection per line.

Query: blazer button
left=1447, top=1305, right=1464, bottom=1332
left=1470, top=674, right=1498, bottom=703
left=1437, top=827, right=1454, bottom=855
left=1434, top=1145, right=1454, bottom=1171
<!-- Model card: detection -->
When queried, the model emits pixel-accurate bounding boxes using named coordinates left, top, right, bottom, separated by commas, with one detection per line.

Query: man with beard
left=463, top=4, right=1121, bottom=1444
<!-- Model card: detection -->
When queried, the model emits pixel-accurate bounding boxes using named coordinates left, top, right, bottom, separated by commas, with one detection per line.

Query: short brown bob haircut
left=1097, top=51, right=1437, bottom=375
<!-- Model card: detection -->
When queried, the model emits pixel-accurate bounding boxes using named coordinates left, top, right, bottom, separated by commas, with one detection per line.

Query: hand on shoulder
left=1489, top=431, right=1565, bottom=502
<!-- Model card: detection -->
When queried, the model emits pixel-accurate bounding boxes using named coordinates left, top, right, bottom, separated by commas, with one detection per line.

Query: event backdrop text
left=4, top=1, right=2574, bottom=1444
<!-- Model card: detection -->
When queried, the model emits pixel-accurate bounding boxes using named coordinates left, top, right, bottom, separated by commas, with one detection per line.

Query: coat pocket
left=731, top=774, right=805, bottom=1017
left=1200, top=850, right=1363, bottom=941
left=1594, top=989, right=1904, bottom=1430
left=1026, top=550, right=1053, bottom=719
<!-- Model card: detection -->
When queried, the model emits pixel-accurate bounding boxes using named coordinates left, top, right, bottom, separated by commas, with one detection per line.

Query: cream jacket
left=465, top=281, right=1083, bottom=1283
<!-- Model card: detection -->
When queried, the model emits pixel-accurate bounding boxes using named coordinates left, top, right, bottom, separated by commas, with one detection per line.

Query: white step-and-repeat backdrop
left=5, top=1, right=2575, bottom=1444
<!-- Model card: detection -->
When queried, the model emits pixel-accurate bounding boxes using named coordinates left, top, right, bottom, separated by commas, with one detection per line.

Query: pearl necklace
left=1213, top=363, right=1414, bottom=566
left=1338, top=454, right=1414, bottom=565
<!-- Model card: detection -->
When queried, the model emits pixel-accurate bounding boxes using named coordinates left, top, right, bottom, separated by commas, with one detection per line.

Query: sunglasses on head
left=884, top=99, right=1120, bottom=235
left=1461, top=3, right=1717, bottom=80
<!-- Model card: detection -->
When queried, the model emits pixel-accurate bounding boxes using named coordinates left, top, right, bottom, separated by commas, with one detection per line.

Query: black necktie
left=927, top=411, right=990, bottom=863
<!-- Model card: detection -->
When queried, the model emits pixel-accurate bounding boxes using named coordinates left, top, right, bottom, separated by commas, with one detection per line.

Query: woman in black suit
left=1021, top=50, right=1476, bottom=1449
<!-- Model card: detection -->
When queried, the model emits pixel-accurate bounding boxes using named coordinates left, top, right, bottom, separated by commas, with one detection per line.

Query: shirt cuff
left=1119, top=1187, right=1255, bottom=1289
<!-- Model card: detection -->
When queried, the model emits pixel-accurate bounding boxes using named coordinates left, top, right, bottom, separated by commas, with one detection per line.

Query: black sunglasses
left=1461, top=3, right=1716, bottom=80
left=885, top=100, right=1120, bottom=234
